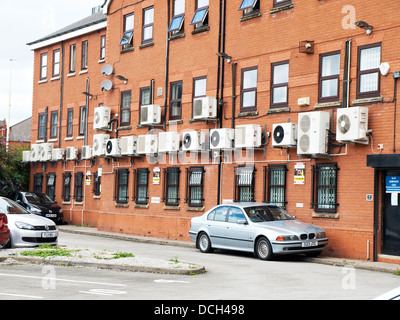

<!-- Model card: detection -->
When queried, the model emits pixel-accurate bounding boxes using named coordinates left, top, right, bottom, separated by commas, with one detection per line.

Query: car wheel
left=255, top=237, right=273, bottom=261
left=197, top=232, right=213, bottom=253
left=0, top=235, right=12, bottom=249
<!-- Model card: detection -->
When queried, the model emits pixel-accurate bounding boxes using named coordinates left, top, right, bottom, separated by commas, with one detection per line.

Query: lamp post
left=6, top=59, right=15, bottom=151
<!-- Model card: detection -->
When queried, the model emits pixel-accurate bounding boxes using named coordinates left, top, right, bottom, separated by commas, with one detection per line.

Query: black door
left=382, top=171, right=400, bottom=256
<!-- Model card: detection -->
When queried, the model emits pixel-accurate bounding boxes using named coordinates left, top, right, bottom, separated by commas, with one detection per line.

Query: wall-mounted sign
left=294, top=162, right=305, bottom=185
left=153, top=167, right=160, bottom=185
left=386, top=176, right=400, bottom=193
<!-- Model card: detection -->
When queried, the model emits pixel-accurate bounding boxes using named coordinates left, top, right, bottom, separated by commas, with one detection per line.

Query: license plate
left=46, top=214, right=57, bottom=218
left=42, top=232, right=56, bottom=238
left=302, top=240, right=318, bottom=248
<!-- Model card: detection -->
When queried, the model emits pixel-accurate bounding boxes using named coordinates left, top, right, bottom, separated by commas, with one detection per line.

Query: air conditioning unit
left=140, top=105, right=162, bottom=126
left=52, top=148, right=65, bottom=161
left=93, top=106, right=111, bottom=130
left=106, top=139, right=121, bottom=157
left=182, top=131, right=206, bottom=152
left=235, top=124, right=262, bottom=149
left=297, top=111, right=330, bottom=155
left=30, top=144, right=40, bottom=162
left=193, top=97, right=217, bottom=120
left=22, top=151, right=31, bottom=163
left=158, top=132, right=180, bottom=153
left=81, top=146, right=92, bottom=160
left=336, top=107, right=369, bottom=144
left=66, top=147, right=79, bottom=161
left=39, top=143, right=54, bottom=162
left=272, top=123, right=298, bottom=147
left=120, top=136, right=138, bottom=156
left=137, top=134, right=158, bottom=155
left=92, top=134, right=110, bottom=157
left=210, top=128, right=235, bottom=150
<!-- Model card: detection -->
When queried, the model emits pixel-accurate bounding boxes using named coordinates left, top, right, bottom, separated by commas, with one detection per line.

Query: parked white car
left=0, top=197, right=58, bottom=248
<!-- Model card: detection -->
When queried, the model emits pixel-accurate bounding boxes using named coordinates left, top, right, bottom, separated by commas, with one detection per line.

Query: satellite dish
left=101, top=64, right=114, bottom=76
left=101, top=80, right=113, bottom=91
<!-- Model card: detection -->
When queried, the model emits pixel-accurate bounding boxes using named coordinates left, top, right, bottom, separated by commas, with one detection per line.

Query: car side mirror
left=237, top=219, right=247, bottom=225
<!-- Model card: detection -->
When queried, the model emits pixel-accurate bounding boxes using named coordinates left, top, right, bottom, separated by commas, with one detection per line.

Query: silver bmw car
left=0, top=197, right=58, bottom=248
left=189, top=203, right=328, bottom=260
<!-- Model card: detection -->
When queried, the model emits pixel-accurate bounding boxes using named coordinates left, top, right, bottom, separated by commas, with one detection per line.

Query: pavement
left=43, top=225, right=400, bottom=275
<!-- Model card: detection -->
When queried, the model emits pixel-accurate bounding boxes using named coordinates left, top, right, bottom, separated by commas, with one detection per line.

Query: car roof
left=218, top=202, right=275, bottom=208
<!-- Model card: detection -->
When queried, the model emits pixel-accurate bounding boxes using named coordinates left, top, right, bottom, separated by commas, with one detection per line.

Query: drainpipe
left=58, top=42, right=65, bottom=148
left=231, top=62, right=237, bottom=129
left=163, top=0, right=171, bottom=131
left=84, top=78, right=90, bottom=146
left=216, top=0, right=226, bottom=205
left=343, top=40, right=351, bottom=108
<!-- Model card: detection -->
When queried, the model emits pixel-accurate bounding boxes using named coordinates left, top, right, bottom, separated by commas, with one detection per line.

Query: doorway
left=382, top=171, right=400, bottom=256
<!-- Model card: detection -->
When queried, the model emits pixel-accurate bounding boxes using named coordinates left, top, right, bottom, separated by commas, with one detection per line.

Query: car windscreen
left=0, top=198, right=29, bottom=215
left=24, top=193, right=53, bottom=204
left=244, top=206, right=294, bottom=222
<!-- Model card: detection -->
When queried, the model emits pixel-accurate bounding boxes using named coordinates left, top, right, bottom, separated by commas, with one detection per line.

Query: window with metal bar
left=133, top=168, right=149, bottom=204
left=115, top=169, right=129, bottom=204
left=46, top=173, right=56, bottom=201
left=62, top=173, right=71, bottom=201
left=163, top=168, right=181, bottom=206
left=186, top=167, right=205, bottom=207
left=74, top=172, right=84, bottom=202
left=34, top=173, right=43, bottom=193
left=312, top=163, right=339, bottom=213
left=264, top=165, right=287, bottom=207
left=235, top=166, right=256, bottom=202
left=93, top=172, right=101, bottom=196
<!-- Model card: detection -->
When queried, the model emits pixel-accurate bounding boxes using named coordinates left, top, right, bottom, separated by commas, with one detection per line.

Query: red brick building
left=27, top=0, right=400, bottom=263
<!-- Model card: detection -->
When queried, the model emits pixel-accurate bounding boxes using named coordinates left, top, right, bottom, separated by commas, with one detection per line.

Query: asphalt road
left=1, top=231, right=400, bottom=301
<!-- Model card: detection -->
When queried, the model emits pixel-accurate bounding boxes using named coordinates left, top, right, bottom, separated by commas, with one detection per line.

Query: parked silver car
left=189, top=203, right=328, bottom=260
left=0, top=197, right=58, bottom=248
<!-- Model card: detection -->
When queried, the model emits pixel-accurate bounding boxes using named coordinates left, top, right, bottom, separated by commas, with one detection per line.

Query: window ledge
left=51, top=76, right=60, bottom=81
left=167, top=119, right=183, bottom=125
left=163, top=205, right=180, bottom=210
left=115, top=203, right=129, bottom=208
left=48, top=138, right=58, bottom=142
left=314, top=101, right=342, bottom=109
left=93, top=195, right=101, bottom=199
left=62, top=201, right=71, bottom=205
left=134, top=204, right=149, bottom=208
left=38, top=79, right=47, bottom=84
left=120, top=47, right=134, bottom=54
left=76, top=136, right=85, bottom=140
left=169, top=32, right=185, bottom=41
left=237, top=110, right=259, bottom=117
left=353, top=96, right=383, bottom=105
left=139, top=41, right=154, bottom=49
left=117, top=125, right=132, bottom=131
left=192, top=26, right=210, bottom=35
left=270, top=3, right=294, bottom=14
left=74, top=201, right=83, bottom=206
left=64, top=137, right=74, bottom=141
left=67, top=73, right=76, bottom=78
left=267, top=106, right=290, bottom=114
left=312, top=212, right=339, bottom=219
left=79, top=69, right=88, bottom=75
left=186, top=206, right=204, bottom=212
left=240, top=11, right=262, bottom=22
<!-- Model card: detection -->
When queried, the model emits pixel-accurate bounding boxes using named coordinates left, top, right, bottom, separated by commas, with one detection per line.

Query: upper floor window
left=46, top=173, right=56, bottom=201
left=69, top=44, right=76, bottom=73
left=170, top=81, right=183, bottom=120
left=81, top=40, right=88, bottom=70
left=100, top=35, right=106, bottom=59
left=319, top=51, right=340, bottom=103
left=241, top=67, right=258, bottom=111
left=273, top=0, right=292, bottom=8
left=52, top=49, right=60, bottom=77
left=191, top=0, right=209, bottom=29
left=79, top=106, right=86, bottom=136
left=142, top=7, right=154, bottom=44
left=120, top=13, right=134, bottom=48
left=239, top=0, right=260, bottom=15
left=38, top=113, right=46, bottom=140
left=169, top=0, right=185, bottom=34
left=67, top=108, right=73, bottom=137
left=139, top=87, right=151, bottom=124
left=121, top=91, right=132, bottom=127
left=40, top=53, right=47, bottom=80
left=50, top=111, right=58, bottom=139
left=357, top=43, right=381, bottom=99
left=271, top=61, right=289, bottom=108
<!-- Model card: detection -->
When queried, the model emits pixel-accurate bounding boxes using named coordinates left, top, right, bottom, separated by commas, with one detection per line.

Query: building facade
left=27, top=0, right=400, bottom=263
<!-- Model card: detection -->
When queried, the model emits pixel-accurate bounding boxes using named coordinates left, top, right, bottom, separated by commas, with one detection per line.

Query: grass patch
left=112, top=252, right=135, bottom=259
left=20, top=244, right=74, bottom=258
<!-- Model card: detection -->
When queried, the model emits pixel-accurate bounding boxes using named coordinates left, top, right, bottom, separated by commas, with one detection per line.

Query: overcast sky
left=0, top=0, right=104, bottom=127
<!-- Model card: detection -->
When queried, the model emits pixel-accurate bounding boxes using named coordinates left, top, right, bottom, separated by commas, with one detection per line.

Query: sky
left=0, top=0, right=104, bottom=127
